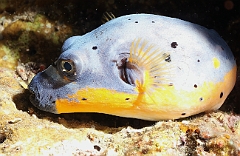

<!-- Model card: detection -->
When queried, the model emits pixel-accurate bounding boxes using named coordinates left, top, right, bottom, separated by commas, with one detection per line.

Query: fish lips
left=28, top=73, right=58, bottom=114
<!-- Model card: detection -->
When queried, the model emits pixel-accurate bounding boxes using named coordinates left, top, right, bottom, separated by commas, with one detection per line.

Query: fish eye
left=61, top=60, right=73, bottom=72
left=57, top=59, right=78, bottom=80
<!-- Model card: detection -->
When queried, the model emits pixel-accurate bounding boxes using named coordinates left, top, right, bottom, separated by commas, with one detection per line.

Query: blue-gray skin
left=28, top=14, right=235, bottom=115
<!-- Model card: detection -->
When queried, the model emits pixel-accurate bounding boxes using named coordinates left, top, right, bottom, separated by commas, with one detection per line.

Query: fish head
left=28, top=36, right=137, bottom=114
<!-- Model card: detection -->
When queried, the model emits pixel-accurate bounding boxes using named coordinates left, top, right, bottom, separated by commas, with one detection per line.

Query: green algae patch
left=0, top=13, right=73, bottom=69
left=0, top=43, right=19, bottom=69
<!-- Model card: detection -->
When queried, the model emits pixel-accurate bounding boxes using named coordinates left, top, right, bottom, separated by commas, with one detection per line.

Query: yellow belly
left=55, top=65, right=236, bottom=120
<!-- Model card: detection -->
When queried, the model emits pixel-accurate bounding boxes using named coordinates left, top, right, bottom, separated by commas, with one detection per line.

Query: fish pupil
left=63, top=61, right=72, bottom=71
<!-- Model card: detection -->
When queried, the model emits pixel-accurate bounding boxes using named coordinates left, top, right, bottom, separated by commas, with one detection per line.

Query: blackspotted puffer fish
left=28, top=14, right=237, bottom=121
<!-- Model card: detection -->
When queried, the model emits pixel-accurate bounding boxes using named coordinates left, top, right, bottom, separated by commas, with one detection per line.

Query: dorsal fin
left=101, top=12, right=116, bottom=23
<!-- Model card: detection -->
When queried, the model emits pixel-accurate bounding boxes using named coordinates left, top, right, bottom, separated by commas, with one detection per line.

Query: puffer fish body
left=28, top=14, right=236, bottom=121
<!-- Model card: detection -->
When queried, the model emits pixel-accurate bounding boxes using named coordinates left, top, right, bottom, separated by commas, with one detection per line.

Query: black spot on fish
left=135, top=21, right=138, bottom=23
left=152, top=21, right=155, bottom=23
left=92, top=46, right=97, bottom=50
left=220, top=92, right=223, bottom=98
left=181, top=113, right=186, bottom=116
left=197, top=59, right=200, bottom=62
left=194, top=84, right=197, bottom=88
left=125, top=98, right=130, bottom=100
left=199, top=97, right=203, bottom=101
left=128, top=18, right=131, bottom=20
left=82, top=98, right=87, bottom=100
left=171, top=42, right=178, bottom=48
left=169, top=83, right=173, bottom=86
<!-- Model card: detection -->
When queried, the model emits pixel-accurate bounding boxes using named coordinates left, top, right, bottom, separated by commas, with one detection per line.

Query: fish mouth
left=28, top=87, right=40, bottom=106
left=29, top=92, right=58, bottom=114
left=29, top=93, right=42, bottom=110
